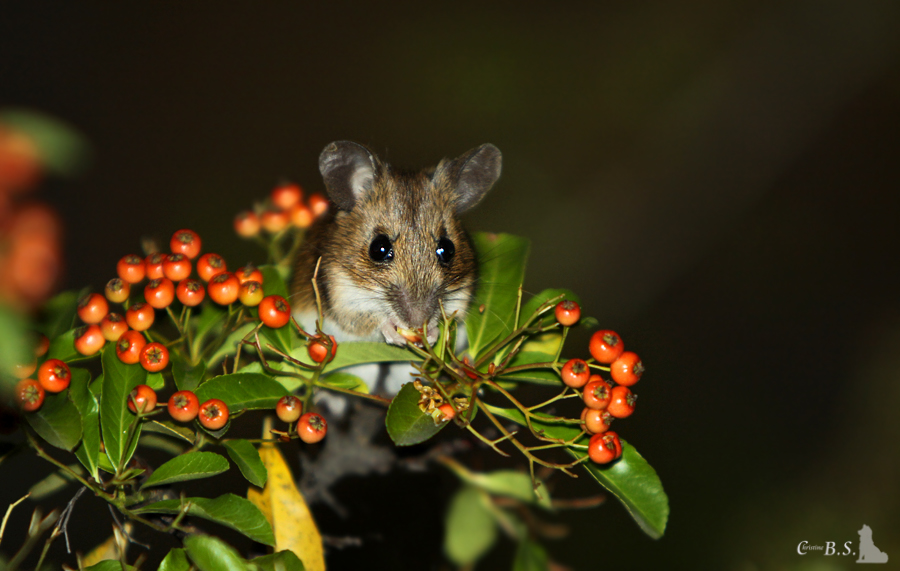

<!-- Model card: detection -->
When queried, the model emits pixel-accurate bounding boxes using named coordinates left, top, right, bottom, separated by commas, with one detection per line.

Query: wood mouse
left=291, top=141, right=502, bottom=346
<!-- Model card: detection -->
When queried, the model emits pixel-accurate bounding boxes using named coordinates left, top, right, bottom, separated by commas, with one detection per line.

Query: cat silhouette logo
left=857, top=524, right=888, bottom=564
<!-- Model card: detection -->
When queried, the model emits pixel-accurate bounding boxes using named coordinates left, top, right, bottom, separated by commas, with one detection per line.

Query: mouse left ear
left=319, top=141, right=380, bottom=210
left=436, top=144, right=502, bottom=213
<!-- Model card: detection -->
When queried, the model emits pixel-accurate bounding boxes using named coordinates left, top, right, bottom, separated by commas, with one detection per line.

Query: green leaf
left=223, top=440, right=267, bottom=488
left=386, top=382, right=448, bottom=446
left=69, top=368, right=100, bottom=479
left=143, top=419, right=196, bottom=444
left=321, top=371, right=369, bottom=394
left=465, top=233, right=530, bottom=360
left=191, top=304, right=226, bottom=358
left=46, top=328, right=80, bottom=363
left=135, top=494, right=274, bottom=545
left=159, top=548, right=191, bottom=571
left=513, top=539, right=549, bottom=571
left=146, top=371, right=165, bottom=391
left=38, top=289, right=84, bottom=339
left=498, top=350, right=561, bottom=386
left=173, top=358, right=206, bottom=392
left=485, top=404, right=669, bottom=539
left=260, top=323, right=293, bottom=357
left=249, top=550, right=306, bottom=571
left=183, top=534, right=250, bottom=571
left=258, top=264, right=289, bottom=299
left=518, top=288, right=580, bottom=327
left=195, top=373, right=288, bottom=412
left=319, top=341, right=418, bottom=371
left=24, top=389, right=82, bottom=451
left=100, top=343, right=147, bottom=471
left=82, top=561, right=136, bottom=571
left=139, top=434, right=186, bottom=456
left=208, top=322, right=256, bottom=366
left=141, top=451, right=230, bottom=489
left=458, top=469, right=552, bottom=510
left=444, top=485, right=498, bottom=566
left=0, top=108, right=91, bottom=176
left=0, top=307, right=30, bottom=374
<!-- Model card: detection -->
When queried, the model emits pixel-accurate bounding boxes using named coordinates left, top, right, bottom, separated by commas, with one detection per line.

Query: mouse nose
left=395, top=288, right=438, bottom=330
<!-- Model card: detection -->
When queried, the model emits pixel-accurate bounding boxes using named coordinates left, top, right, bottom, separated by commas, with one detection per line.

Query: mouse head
left=318, top=141, right=501, bottom=345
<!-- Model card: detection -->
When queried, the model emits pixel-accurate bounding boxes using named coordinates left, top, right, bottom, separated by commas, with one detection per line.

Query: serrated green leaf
left=321, top=371, right=369, bottom=394
left=485, top=404, right=669, bottom=539
left=142, top=451, right=229, bottom=488
left=143, top=419, right=196, bottom=444
left=465, top=233, right=530, bottom=361
left=194, top=373, right=288, bottom=412
left=69, top=368, right=100, bottom=479
left=173, top=358, right=206, bottom=392
left=24, top=389, right=82, bottom=451
left=184, top=534, right=250, bottom=571
left=444, top=485, right=498, bottom=566
left=223, top=439, right=267, bottom=488
left=159, top=547, right=191, bottom=571
left=100, top=343, right=146, bottom=472
left=135, top=494, right=274, bottom=545
left=513, top=539, right=549, bottom=571
left=250, top=550, right=306, bottom=571
left=385, top=382, right=447, bottom=446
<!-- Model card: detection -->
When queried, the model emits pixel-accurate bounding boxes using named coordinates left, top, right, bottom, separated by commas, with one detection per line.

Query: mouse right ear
left=319, top=141, right=379, bottom=210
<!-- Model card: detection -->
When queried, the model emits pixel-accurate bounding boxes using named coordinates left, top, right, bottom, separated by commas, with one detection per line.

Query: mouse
left=291, top=141, right=502, bottom=346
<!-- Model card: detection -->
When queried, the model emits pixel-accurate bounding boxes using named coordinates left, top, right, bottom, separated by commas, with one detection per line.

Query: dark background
left=2, top=1, right=900, bottom=569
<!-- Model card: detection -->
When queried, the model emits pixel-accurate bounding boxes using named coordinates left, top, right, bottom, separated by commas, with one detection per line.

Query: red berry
left=170, top=229, right=201, bottom=260
left=105, top=278, right=130, bottom=304
left=168, top=390, right=200, bottom=422
left=582, top=376, right=612, bottom=410
left=100, top=313, right=128, bottom=342
left=145, top=252, right=167, bottom=281
left=196, top=253, right=226, bottom=282
left=275, top=395, right=303, bottom=423
left=163, top=253, right=192, bottom=282
left=610, top=351, right=644, bottom=387
left=555, top=300, right=581, bottom=327
left=234, top=211, right=260, bottom=238
left=260, top=209, right=289, bottom=234
left=258, top=295, right=291, bottom=328
left=561, top=358, right=590, bottom=388
left=125, top=302, right=155, bottom=332
left=116, top=330, right=147, bottom=365
left=198, top=399, right=229, bottom=430
left=77, top=292, right=109, bottom=325
left=234, top=264, right=263, bottom=285
left=297, top=412, right=327, bottom=443
left=307, top=335, right=336, bottom=363
left=117, top=254, right=146, bottom=284
left=128, top=384, right=157, bottom=414
left=16, top=379, right=44, bottom=412
left=589, top=330, right=624, bottom=364
left=271, top=182, right=303, bottom=210
left=144, top=278, right=175, bottom=309
left=238, top=281, right=264, bottom=307
left=176, top=279, right=206, bottom=306
left=74, top=325, right=105, bottom=356
left=607, top=385, right=637, bottom=419
left=438, top=403, right=456, bottom=421
left=34, top=333, right=50, bottom=358
left=289, top=203, right=314, bottom=229
left=37, top=358, right=71, bottom=393
left=587, top=431, right=622, bottom=464
left=308, top=193, right=329, bottom=217
left=581, top=407, right=614, bottom=434
left=140, top=342, right=169, bottom=372
left=207, top=272, right=240, bottom=305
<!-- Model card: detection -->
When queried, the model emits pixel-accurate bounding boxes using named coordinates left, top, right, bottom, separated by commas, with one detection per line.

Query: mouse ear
left=437, top=144, right=502, bottom=213
left=319, top=141, right=380, bottom=210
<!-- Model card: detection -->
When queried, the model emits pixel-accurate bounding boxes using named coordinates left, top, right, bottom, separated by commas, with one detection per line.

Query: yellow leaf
left=247, top=429, right=325, bottom=571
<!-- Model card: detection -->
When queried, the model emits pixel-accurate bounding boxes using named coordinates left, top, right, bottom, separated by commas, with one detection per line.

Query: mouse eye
left=369, top=234, right=394, bottom=263
left=436, top=237, right=455, bottom=265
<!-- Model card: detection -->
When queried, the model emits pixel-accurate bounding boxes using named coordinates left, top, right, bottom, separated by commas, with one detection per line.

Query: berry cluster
left=233, top=182, right=329, bottom=238
left=554, top=301, right=645, bottom=465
